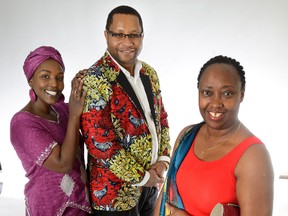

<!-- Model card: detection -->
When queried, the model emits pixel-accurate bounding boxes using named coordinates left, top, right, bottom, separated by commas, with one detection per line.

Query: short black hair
left=197, top=55, right=246, bottom=90
left=105, top=5, right=144, bottom=33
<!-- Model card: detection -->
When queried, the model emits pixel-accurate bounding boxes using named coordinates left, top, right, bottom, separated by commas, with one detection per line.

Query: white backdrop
left=1, top=0, right=288, bottom=215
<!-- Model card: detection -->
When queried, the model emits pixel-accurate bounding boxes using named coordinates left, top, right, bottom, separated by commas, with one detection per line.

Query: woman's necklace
left=200, top=122, right=242, bottom=157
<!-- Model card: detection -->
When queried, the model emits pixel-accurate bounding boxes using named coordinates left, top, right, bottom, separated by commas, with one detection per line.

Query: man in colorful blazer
left=80, top=5, right=171, bottom=216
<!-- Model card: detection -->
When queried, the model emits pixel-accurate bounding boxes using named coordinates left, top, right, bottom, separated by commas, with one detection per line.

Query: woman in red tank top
left=155, top=55, right=274, bottom=216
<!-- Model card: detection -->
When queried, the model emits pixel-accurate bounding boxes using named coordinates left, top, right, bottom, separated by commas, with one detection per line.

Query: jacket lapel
left=117, top=71, right=146, bottom=121
left=116, top=71, right=156, bottom=126
left=140, top=73, right=156, bottom=125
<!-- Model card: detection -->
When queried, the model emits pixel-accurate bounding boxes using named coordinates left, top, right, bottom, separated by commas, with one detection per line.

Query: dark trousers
left=91, top=186, right=158, bottom=216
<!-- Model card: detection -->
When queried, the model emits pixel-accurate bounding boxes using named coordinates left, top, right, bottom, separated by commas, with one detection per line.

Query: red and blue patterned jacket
left=81, top=52, right=171, bottom=211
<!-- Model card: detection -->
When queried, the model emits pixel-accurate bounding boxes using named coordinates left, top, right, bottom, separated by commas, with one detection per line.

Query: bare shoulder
left=172, top=124, right=198, bottom=154
left=235, top=140, right=274, bottom=215
left=241, top=143, right=271, bottom=162
left=236, top=124, right=272, bottom=168
left=235, top=142, right=273, bottom=178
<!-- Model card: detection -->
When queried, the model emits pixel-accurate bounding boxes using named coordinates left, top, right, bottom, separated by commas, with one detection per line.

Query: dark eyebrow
left=200, top=86, right=213, bottom=89
left=39, top=69, right=64, bottom=74
left=39, top=69, right=51, bottom=73
left=221, top=85, right=237, bottom=89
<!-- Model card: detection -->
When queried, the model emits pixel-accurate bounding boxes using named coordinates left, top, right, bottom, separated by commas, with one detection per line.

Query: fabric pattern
left=81, top=52, right=170, bottom=211
left=10, top=102, right=91, bottom=216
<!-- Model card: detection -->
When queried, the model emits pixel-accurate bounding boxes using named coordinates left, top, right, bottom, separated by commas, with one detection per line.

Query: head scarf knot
left=23, top=46, right=65, bottom=81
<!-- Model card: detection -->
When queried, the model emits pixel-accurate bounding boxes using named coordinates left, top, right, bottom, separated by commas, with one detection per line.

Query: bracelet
left=161, top=161, right=169, bottom=171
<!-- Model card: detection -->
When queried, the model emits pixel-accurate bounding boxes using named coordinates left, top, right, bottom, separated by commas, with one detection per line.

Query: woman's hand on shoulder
left=71, top=69, right=87, bottom=86
left=69, top=70, right=87, bottom=118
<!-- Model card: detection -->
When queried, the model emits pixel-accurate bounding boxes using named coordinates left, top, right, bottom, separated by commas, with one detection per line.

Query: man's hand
left=150, top=161, right=168, bottom=178
left=144, top=169, right=164, bottom=187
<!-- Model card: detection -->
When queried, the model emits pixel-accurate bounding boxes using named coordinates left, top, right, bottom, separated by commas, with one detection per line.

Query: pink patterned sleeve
left=10, top=112, right=58, bottom=169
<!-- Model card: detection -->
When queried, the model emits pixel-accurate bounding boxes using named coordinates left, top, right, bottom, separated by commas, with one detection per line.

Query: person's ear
left=28, top=79, right=33, bottom=88
left=104, top=30, right=108, bottom=42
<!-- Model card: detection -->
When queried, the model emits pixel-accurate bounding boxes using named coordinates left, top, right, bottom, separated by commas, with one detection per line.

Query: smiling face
left=105, top=14, right=143, bottom=74
left=198, top=63, right=244, bottom=130
left=29, top=58, right=64, bottom=106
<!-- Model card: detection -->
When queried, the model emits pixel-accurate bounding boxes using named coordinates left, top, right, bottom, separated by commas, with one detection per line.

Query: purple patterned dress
left=10, top=102, right=91, bottom=216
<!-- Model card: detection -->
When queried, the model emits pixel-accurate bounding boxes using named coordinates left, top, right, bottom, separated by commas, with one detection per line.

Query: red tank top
left=176, top=136, right=263, bottom=216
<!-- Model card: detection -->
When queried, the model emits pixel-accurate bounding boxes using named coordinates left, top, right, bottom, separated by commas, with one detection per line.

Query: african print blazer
left=81, top=52, right=171, bottom=211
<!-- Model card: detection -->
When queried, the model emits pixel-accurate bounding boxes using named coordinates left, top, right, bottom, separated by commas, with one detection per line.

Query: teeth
left=209, top=112, right=223, bottom=117
left=45, top=90, right=57, bottom=96
left=121, top=49, right=134, bottom=53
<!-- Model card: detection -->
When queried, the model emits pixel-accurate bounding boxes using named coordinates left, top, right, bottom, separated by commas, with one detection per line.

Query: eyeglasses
left=106, top=30, right=143, bottom=40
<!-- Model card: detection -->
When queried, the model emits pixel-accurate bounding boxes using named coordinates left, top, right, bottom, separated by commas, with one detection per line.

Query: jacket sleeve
left=157, top=95, right=171, bottom=162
